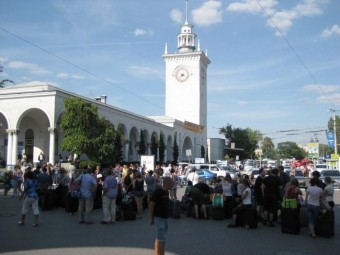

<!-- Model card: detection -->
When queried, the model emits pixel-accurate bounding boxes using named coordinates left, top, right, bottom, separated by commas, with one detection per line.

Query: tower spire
left=185, top=0, right=188, bottom=25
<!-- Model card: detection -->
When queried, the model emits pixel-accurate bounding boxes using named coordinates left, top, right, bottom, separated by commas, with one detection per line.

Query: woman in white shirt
left=227, top=179, right=252, bottom=228
left=305, top=177, right=324, bottom=238
left=323, top=177, right=334, bottom=209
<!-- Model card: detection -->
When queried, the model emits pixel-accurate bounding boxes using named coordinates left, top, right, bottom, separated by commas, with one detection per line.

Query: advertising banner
left=327, top=131, right=334, bottom=148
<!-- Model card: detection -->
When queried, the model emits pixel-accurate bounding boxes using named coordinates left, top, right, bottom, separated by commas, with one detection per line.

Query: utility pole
left=330, top=109, right=338, bottom=155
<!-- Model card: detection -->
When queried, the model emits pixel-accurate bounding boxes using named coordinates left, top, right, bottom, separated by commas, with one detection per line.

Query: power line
left=255, top=0, right=337, bottom=109
left=0, top=26, right=165, bottom=113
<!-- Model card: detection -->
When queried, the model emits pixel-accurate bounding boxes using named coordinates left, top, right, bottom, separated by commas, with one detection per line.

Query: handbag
left=281, top=197, right=297, bottom=209
left=70, top=175, right=83, bottom=198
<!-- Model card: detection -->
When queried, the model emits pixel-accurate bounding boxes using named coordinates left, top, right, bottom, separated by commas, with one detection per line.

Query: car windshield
left=322, top=171, right=340, bottom=176
left=295, top=171, right=304, bottom=176
left=196, top=170, right=204, bottom=175
left=252, top=170, right=259, bottom=175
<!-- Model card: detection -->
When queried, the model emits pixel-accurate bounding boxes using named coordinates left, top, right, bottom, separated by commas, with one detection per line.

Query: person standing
left=133, top=172, right=145, bottom=218
left=323, top=176, right=334, bottom=209
left=305, top=177, right=324, bottom=238
left=101, top=169, right=118, bottom=224
left=77, top=168, right=97, bottom=224
left=18, top=171, right=40, bottom=226
left=149, top=177, right=173, bottom=255
left=38, top=152, right=45, bottom=166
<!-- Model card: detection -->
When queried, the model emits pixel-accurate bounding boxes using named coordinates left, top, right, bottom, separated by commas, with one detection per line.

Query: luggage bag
left=169, top=199, right=181, bottom=219
left=244, top=208, right=258, bottom=229
left=315, top=210, right=334, bottom=238
left=281, top=208, right=300, bottom=235
left=212, top=207, right=224, bottom=220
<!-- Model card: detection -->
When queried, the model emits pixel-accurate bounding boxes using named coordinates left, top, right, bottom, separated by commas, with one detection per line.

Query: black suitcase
left=42, top=190, right=53, bottom=210
left=244, top=208, right=258, bottom=229
left=315, top=210, right=334, bottom=238
left=169, top=199, right=181, bottom=219
left=212, top=207, right=224, bottom=220
left=224, top=197, right=233, bottom=219
left=281, top=208, right=300, bottom=235
left=122, top=203, right=136, bottom=220
left=236, top=210, right=245, bottom=227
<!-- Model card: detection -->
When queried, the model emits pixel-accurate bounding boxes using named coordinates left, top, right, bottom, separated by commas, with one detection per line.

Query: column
left=11, top=129, right=18, bottom=166
left=48, top=127, right=55, bottom=165
left=6, top=129, right=13, bottom=168
left=164, top=148, right=167, bottom=163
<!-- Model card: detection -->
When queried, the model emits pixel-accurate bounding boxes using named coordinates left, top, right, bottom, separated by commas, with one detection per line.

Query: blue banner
left=328, top=131, right=334, bottom=148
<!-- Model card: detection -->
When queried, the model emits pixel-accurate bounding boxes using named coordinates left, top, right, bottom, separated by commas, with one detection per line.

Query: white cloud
left=227, top=0, right=278, bottom=15
left=8, top=61, right=51, bottom=76
left=227, top=0, right=327, bottom=36
left=316, top=94, right=340, bottom=105
left=57, top=73, right=68, bottom=78
left=303, top=84, right=340, bottom=93
left=169, top=9, right=182, bottom=24
left=322, top=24, right=340, bottom=37
left=192, top=0, right=223, bottom=27
left=0, top=56, right=8, bottom=63
left=238, top=100, right=249, bottom=105
left=129, top=66, right=158, bottom=75
left=134, top=28, right=154, bottom=37
left=71, top=75, right=85, bottom=80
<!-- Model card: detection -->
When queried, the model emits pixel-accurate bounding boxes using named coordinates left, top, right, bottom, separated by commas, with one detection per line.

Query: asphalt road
left=0, top=186, right=339, bottom=255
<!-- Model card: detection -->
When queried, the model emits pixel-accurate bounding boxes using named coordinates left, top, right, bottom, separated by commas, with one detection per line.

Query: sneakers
left=17, top=221, right=24, bottom=226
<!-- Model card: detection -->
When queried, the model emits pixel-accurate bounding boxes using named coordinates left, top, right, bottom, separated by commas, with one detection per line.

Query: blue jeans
left=306, top=204, right=319, bottom=225
left=154, top=217, right=168, bottom=242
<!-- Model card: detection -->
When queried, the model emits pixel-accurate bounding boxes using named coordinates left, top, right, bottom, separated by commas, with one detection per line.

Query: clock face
left=175, top=67, right=189, bottom=82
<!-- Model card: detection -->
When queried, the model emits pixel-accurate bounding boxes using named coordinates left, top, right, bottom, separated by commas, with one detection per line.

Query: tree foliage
left=261, top=136, right=276, bottom=159
left=277, top=141, right=306, bottom=160
left=172, top=132, right=179, bottom=163
left=138, top=130, right=147, bottom=155
left=219, top=124, right=262, bottom=160
left=151, top=134, right=158, bottom=161
left=0, top=79, right=14, bottom=88
left=159, top=132, right=165, bottom=163
left=60, top=97, right=118, bottom=165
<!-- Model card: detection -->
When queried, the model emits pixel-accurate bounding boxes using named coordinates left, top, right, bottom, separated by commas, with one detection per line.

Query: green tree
left=172, top=132, right=179, bottom=163
left=261, top=136, right=276, bottom=159
left=139, top=130, right=147, bottom=155
left=151, top=134, right=158, bottom=161
left=0, top=79, right=14, bottom=88
left=60, top=97, right=118, bottom=165
left=201, top=145, right=205, bottom=159
left=159, top=132, right=166, bottom=163
left=219, top=124, right=262, bottom=159
left=113, top=131, right=123, bottom=163
left=277, top=141, right=306, bottom=160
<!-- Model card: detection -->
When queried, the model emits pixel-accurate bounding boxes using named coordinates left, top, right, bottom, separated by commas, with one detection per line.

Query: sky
left=0, top=0, right=339, bottom=147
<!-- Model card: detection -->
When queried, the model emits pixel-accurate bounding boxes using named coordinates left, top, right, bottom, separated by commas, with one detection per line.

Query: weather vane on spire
left=185, top=0, right=188, bottom=25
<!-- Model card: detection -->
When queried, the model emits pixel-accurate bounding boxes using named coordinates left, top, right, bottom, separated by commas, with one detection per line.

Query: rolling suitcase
left=121, top=193, right=136, bottom=220
left=244, top=208, right=258, bottom=229
left=212, top=207, right=224, bottom=220
left=299, top=206, right=308, bottom=227
left=315, top=210, right=334, bottom=238
left=212, top=194, right=224, bottom=208
left=224, top=197, right=233, bottom=219
left=169, top=199, right=181, bottom=219
left=281, top=208, right=300, bottom=235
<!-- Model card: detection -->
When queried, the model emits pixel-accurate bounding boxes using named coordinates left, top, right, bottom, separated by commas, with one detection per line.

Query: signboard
left=140, top=155, right=155, bottom=171
left=185, top=149, right=192, bottom=157
left=195, top=158, right=204, bottom=164
left=307, top=143, right=319, bottom=159
left=327, top=131, right=334, bottom=148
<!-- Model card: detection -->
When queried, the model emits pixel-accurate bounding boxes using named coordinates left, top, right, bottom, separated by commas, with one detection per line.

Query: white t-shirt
left=187, top=172, right=199, bottom=185
left=222, top=182, right=233, bottom=197
left=306, top=185, right=323, bottom=206
left=324, top=184, right=334, bottom=202
left=242, top=187, right=252, bottom=205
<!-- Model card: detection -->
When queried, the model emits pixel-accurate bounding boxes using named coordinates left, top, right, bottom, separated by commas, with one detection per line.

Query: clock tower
left=163, top=1, right=210, bottom=132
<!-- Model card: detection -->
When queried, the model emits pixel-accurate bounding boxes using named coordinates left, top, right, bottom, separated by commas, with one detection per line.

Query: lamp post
left=330, top=109, right=338, bottom=155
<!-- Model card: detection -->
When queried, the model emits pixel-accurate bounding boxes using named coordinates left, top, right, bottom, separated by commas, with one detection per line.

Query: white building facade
left=0, top=4, right=212, bottom=168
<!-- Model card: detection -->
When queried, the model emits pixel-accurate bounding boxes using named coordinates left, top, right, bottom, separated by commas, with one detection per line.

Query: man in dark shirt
left=254, top=168, right=265, bottom=220
left=149, top=177, right=173, bottom=255
left=262, top=168, right=282, bottom=226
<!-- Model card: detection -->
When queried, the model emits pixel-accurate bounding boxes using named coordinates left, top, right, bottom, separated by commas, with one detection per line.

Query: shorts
left=191, top=188, right=205, bottom=205
left=22, top=197, right=39, bottom=215
left=154, top=217, right=168, bottom=242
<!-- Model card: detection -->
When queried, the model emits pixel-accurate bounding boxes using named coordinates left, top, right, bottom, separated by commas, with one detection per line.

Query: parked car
left=250, top=168, right=260, bottom=179
left=315, top=164, right=328, bottom=173
left=320, top=170, right=340, bottom=189
left=186, top=166, right=217, bottom=185
left=216, top=164, right=239, bottom=180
